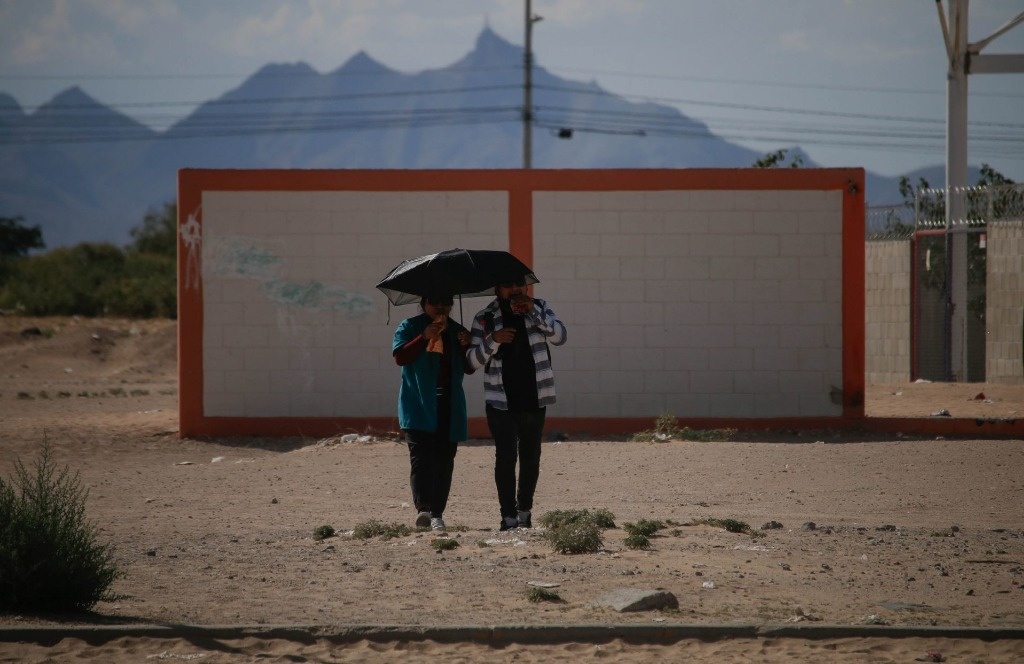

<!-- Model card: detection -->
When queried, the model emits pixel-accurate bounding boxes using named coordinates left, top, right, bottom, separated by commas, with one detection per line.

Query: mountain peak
left=248, top=61, right=319, bottom=85
left=47, top=85, right=102, bottom=109
left=0, top=92, right=24, bottom=116
left=334, top=50, right=394, bottom=77
left=31, top=85, right=152, bottom=134
left=457, top=26, right=521, bottom=67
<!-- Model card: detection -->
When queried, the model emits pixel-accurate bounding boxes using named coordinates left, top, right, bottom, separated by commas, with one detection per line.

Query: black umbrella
left=376, top=248, right=538, bottom=306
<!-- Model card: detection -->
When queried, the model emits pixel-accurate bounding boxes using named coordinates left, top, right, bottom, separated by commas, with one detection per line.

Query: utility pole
left=523, top=0, right=542, bottom=169
left=934, top=0, right=1024, bottom=380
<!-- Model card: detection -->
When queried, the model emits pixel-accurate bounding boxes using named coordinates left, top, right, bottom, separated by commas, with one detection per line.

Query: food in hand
left=427, top=314, right=446, bottom=353
left=511, top=294, right=532, bottom=314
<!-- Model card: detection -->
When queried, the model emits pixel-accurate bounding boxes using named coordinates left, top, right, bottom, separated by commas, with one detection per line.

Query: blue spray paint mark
left=264, top=280, right=375, bottom=318
left=215, top=238, right=375, bottom=318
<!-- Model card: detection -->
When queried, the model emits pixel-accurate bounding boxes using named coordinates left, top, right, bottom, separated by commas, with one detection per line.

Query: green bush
left=624, top=519, right=663, bottom=538
left=0, top=243, right=123, bottom=315
left=431, top=538, right=459, bottom=551
left=0, top=243, right=176, bottom=318
left=312, top=525, right=335, bottom=541
left=351, top=520, right=411, bottom=540
left=107, top=252, right=176, bottom=318
left=624, top=532, right=651, bottom=550
left=526, top=586, right=564, bottom=603
left=539, top=508, right=616, bottom=530
left=544, top=521, right=603, bottom=555
left=0, top=445, right=119, bottom=612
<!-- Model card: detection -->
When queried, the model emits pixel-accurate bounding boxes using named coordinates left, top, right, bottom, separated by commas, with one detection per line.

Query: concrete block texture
left=986, top=221, right=1024, bottom=384
left=179, top=170, right=861, bottom=436
left=865, top=241, right=911, bottom=384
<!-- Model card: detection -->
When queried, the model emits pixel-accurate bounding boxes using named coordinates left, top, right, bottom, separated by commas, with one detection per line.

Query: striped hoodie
left=466, top=297, right=567, bottom=409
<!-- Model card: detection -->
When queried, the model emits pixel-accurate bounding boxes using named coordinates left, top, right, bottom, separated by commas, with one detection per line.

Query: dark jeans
left=486, top=404, right=546, bottom=519
left=405, top=393, right=457, bottom=518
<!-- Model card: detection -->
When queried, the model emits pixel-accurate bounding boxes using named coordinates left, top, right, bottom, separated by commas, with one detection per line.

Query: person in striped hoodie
left=466, top=277, right=567, bottom=531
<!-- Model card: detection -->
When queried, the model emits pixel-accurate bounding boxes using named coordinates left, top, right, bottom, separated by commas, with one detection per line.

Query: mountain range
left=0, top=27, right=967, bottom=249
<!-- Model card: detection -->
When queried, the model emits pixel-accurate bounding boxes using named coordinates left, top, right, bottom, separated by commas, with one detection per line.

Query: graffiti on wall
left=180, top=208, right=202, bottom=291
left=208, top=236, right=375, bottom=318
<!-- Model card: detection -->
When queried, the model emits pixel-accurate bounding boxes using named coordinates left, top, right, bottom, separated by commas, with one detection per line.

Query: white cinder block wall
left=864, top=240, right=911, bottom=384
left=986, top=220, right=1024, bottom=384
left=201, top=190, right=503, bottom=418
left=532, top=190, right=844, bottom=418
left=182, top=169, right=858, bottom=436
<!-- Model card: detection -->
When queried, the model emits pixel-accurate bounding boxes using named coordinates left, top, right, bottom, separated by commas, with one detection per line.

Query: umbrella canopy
left=376, top=248, right=538, bottom=306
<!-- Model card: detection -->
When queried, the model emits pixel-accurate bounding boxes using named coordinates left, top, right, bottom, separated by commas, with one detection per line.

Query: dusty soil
left=1, top=316, right=1022, bottom=663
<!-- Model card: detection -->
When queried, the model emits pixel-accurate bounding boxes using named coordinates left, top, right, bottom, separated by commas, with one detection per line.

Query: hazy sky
left=1, top=0, right=1022, bottom=179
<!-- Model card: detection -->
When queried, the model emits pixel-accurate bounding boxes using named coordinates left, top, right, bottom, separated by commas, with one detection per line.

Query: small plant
left=312, top=525, right=335, bottom=541
left=431, top=538, right=459, bottom=551
left=545, top=520, right=603, bottom=554
left=624, top=519, right=663, bottom=538
left=624, top=532, right=651, bottom=550
left=623, top=519, right=664, bottom=550
left=630, top=413, right=736, bottom=442
left=17, top=392, right=33, bottom=400
left=693, top=517, right=753, bottom=534
left=526, top=586, right=564, bottom=603
left=0, top=444, right=120, bottom=612
left=351, top=520, right=411, bottom=540
left=540, top=508, right=616, bottom=530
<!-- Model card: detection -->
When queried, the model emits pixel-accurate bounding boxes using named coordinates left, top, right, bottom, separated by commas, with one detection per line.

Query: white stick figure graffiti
left=180, top=208, right=201, bottom=291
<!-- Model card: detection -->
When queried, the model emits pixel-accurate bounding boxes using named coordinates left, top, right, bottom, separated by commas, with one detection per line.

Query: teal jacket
left=392, top=313, right=470, bottom=442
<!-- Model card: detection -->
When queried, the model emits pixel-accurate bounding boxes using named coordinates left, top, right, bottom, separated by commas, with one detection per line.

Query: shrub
left=0, top=444, right=119, bottom=612
left=539, top=508, right=616, bottom=530
left=431, top=538, right=459, bottom=551
left=624, top=532, right=651, bottom=550
left=629, top=413, right=737, bottom=442
left=351, top=520, right=411, bottom=540
left=545, top=520, right=603, bottom=554
left=312, top=525, right=335, bottom=541
left=694, top=517, right=753, bottom=534
left=0, top=243, right=176, bottom=318
left=526, top=586, right=564, bottom=603
left=624, top=519, right=663, bottom=538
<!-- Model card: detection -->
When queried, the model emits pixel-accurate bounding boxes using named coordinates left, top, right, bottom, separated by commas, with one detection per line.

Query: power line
left=3, top=78, right=1022, bottom=162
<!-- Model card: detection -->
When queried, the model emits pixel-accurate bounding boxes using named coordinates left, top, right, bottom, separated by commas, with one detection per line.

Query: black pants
left=405, top=392, right=457, bottom=518
left=486, top=404, right=546, bottom=519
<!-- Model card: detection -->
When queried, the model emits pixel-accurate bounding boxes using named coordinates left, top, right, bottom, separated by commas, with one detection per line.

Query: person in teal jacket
left=392, top=295, right=474, bottom=532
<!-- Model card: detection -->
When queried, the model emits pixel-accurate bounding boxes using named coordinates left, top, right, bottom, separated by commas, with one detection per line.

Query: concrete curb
left=1, top=623, right=1023, bottom=646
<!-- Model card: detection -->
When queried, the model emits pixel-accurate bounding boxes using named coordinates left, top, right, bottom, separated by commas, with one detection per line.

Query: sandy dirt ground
left=1, top=316, right=1022, bottom=663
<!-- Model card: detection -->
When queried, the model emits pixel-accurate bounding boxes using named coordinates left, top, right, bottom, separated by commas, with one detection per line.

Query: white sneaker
left=430, top=517, right=446, bottom=531
left=415, top=511, right=431, bottom=528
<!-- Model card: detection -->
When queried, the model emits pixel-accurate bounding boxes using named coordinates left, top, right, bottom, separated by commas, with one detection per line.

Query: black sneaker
left=517, top=510, right=532, bottom=528
left=500, top=516, right=518, bottom=531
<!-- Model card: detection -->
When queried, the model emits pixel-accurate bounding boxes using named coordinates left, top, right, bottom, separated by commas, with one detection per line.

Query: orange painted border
left=176, top=167, right=933, bottom=439
left=842, top=178, right=866, bottom=416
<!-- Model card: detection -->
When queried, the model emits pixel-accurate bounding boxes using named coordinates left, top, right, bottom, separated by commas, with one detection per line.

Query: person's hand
left=424, top=321, right=445, bottom=340
left=457, top=330, right=470, bottom=347
left=492, top=327, right=516, bottom=344
left=510, top=294, right=534, bottom=315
